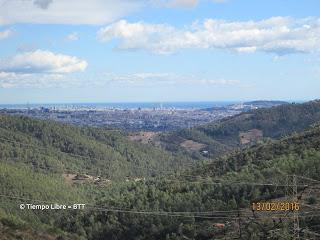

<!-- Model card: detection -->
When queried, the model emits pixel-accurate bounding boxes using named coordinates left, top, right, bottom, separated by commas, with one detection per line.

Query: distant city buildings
left=0, top=107, right=238, bottom=131
left=0, top=101, right=285, bottom=131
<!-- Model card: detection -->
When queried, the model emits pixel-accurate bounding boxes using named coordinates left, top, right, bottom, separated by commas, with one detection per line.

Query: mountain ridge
left=159, top=100, right=320, bottom=159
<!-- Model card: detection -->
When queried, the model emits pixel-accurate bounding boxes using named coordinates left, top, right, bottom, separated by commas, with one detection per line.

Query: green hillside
left=42, top=124, right=320, bottom=239
left=1, top=102, right=320, bottom=239
left=0, top=162, right=86, bottom=239
left=0, top=114, right=193, bottom=179
left=192, top=123, right=320, bottom=181
left=2, top=124, right=318, bottom=239
left=160, top=100, right=320, bottom=159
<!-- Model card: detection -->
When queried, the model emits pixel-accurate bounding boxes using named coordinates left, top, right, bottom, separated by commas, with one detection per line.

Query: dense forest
left=0, top=114, right=194, bottom=179
left=1, top=101, right=320, bottom=239
left=160, top=100, right=320, bottom=159
left=44, top=124, right=320, bottom=239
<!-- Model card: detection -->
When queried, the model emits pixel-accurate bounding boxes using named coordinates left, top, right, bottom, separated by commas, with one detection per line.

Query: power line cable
left=1, top=193, right=319, bottom=220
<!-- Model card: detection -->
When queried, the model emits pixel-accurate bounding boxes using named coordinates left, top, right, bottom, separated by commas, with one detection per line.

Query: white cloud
left=66, top=32, right=79, bottom=41
left=171, top=0, right=198, bottom=8
left=152, top=0, right=199, bottom=8
left=97, top=17, right=320, bottom=55
left=0, top=0, right=142, bottom=25
left=34, top=0, right=53, bottom=9
left=0, top=72, right=63, bottom=88
left=0, top=69, right=240, bottom=88
left=0, top=72, right=17, bottom=79
left=0, top=0, right=231, bottom=26
left=97, top=20, right=174, bottom=53
left=0, top=50, right=88, bottom=88
left=0, top=29, right=13, bottom=40
left=0, top=71, right=71, bottom=88
left=151, top=0, right=227, bottom=8
left=99, top=72, right=240, bottom=87
left=0, top=50, right=87, bottom=74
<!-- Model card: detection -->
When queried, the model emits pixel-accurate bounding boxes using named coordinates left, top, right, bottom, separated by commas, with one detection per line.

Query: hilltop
left=1, top=101, right=320, bottom=239
left=0, top=114, right=193, bottom=179
left=202, top=100, right=288, bottom=111
left=159, top=100, right=320, bottom=159
left=81, top=124, right=320, bottom=239
left=191, top=123, right=320, bottom=179
left=8, top=123, right=316, bottom=240
left=244, top=100, right=288, bottom=107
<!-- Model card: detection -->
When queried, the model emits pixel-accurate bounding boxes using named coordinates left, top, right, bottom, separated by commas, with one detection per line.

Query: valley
left=0, top=100, right=320, bottom=239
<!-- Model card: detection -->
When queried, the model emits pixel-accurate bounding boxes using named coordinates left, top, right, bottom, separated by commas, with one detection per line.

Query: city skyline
left=0, top=0, right=319, bottom=103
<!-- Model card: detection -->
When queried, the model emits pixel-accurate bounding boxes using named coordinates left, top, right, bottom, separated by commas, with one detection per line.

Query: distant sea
left=0, top=101, right=238, bottom=110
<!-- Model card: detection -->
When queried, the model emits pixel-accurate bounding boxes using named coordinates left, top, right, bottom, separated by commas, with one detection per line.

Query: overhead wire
left=1, top=193, right=320, bottom=220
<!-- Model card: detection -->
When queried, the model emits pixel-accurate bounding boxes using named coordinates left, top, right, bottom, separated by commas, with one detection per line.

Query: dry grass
left=180, top=140, right=207, bottom=151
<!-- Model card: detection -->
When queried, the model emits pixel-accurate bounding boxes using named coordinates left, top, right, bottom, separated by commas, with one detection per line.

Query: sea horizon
left=0, top=99, right=306, bottom=110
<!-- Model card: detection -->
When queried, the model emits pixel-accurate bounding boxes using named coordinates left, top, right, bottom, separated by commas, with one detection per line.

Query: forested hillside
left=192, top=123, right=320, bottom=181
left=160, top=100, right=320, bottom=159
left=1, top=121, right=320, bottom=239
left=0, top=162, right=85, bottom=240
left=0, top=114, right=193, bottom=179
left=1, top=102, right=320, bottom=239
left=50, top=124, right=320, bottom=239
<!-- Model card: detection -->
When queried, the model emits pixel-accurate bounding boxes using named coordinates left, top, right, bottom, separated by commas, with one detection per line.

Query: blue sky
left=0, top=0, right=319, bottom=103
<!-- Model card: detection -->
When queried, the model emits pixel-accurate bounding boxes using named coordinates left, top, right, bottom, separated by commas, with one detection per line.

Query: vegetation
left=160, top=100, right=320, bottom=158
left=0, top=114, right=194, bottom=179
left=0, top=162, right=85, bottom=239
left=1, top=101, right=320, bottom=239
left=192, top=124, right=320, bottom=179
left=62, top=124, right=320, bottom=239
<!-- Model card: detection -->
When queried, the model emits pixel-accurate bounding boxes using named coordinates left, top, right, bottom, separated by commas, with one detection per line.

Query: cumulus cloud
left=0, top=50, right=88, bottom=88
left=97, top=17, right=320, bottom=55
left=97, top=20, right=174, bottom=52
left=0, top=0, right=142, bottom=25
left=0, top=29, right=13, bottom=40
left=0, top=50, right=87, bottom=74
